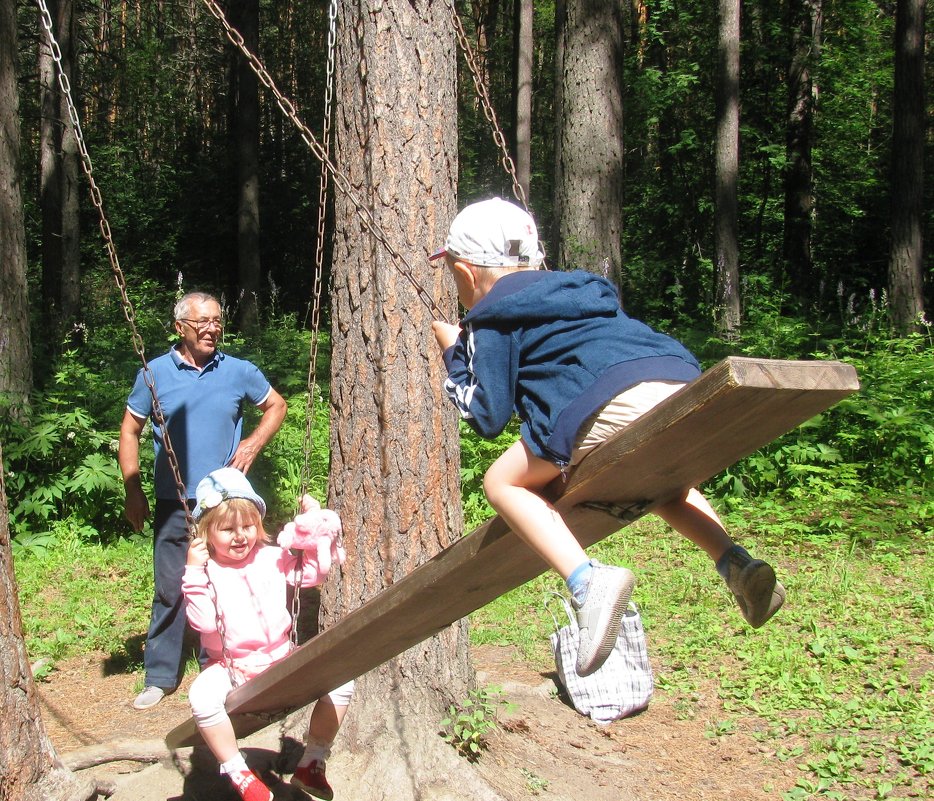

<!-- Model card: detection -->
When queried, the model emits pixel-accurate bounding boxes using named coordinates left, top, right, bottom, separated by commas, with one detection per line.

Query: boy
left=430, top=197, right=784, bottom=677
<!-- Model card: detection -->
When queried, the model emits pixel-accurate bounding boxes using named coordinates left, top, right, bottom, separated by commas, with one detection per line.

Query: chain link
left=291, top=0, right=340, bottom=652
left=300, top=0, right=338, bottom=502
left=446, top=0, right=529, bottom=211
left=200, top=0, right=449, bottom=323
left=36, top=0, right=240, bottom=684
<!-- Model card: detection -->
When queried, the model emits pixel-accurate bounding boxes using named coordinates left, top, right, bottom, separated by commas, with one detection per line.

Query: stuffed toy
left=277, top=495, right=346, bottom=584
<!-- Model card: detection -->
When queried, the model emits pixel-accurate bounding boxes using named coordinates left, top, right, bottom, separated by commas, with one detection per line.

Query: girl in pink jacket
left=183, top=467, right=353, bottom=801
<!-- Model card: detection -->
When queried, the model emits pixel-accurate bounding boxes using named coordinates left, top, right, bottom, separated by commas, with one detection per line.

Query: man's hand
left=187, top=538, right=210, bottom=567
left=432, top=321, right=461, bottom=351
left=124, top=484, right=150, bottom=531
left=228, top=439, right=260, bottom=474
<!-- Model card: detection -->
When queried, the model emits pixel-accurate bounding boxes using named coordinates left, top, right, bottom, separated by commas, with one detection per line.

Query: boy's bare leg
left=484, top=440, right=636, bottom=676
left=483, top=439, right=587, bottom=579
left=657, top=489, right=785, bottom=627
left=654, top=488, right=733, bottom=561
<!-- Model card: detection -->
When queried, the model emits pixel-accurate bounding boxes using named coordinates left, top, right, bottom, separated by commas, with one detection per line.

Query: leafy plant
left=440, top=686, right=507, bottom=761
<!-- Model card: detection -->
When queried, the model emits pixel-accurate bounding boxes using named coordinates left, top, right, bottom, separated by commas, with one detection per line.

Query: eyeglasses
left=179, top=318, right=224, bottom=331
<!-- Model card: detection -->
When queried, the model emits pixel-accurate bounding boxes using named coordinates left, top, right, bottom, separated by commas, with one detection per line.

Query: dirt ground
left=38, top=644, right=798, bottom=800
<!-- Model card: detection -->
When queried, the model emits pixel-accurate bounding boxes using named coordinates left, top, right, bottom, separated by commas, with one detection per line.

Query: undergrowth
left=469, top=501, right=933, bottom=801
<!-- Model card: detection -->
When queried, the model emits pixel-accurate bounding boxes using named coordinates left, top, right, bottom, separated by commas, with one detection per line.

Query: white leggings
left=190, top=662, right=356, bottom=729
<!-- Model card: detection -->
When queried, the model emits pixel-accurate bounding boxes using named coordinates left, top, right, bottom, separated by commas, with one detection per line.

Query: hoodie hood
left=463, top=269, right=621, bottom=327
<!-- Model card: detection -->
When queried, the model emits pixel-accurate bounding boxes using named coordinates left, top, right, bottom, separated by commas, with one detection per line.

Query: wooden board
left=166, top=356, right=858, bottom=747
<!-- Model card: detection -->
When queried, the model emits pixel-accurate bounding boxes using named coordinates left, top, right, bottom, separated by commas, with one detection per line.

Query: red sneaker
left=291, top=760, right=334, bottom=800
left=228, top=769, right=272, bottom=801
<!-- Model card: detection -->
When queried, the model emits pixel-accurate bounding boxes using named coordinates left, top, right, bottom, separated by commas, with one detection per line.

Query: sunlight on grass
left=469, top=506, right=934, bottom=801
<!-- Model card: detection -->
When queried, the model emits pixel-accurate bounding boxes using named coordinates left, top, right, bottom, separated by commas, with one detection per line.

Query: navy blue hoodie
left=441, top=269, right=701, bottom=465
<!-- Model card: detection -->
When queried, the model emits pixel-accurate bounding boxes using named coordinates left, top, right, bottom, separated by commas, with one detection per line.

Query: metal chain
left=36, top=0, right=191, bottom=524
left=300, top=0, right=338, bottom=502
left=446, top=0, right=529, bottom=212
left=291, top=0, right=340, bottom=653
left=199, top=0, right=449, bottom=323
left=36, top=0, right=240, bottom=685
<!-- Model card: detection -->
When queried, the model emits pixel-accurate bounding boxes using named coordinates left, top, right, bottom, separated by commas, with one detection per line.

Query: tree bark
left=554, top=0, right=624, bottom=286
left=0, top=441, right=93, bottom=800
left=325, top=1, right=502, bottom=796
left=0, top=0, right=33, bottom=415
left=887, top=0, right=926, bottom=333
left=513, top=0, right=533, bottom=200
left=714, top=0, right=741, bottom=336
left=39, top=0, right=81, bottom=354
left=231, top=0, right=261, bottom=331
left=783, top=0, right=822, bottom=305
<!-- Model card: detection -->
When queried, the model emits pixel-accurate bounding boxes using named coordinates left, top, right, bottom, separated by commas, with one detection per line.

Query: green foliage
left=14, top=528, right=152, bottom=666
left=459, top=420, right=521, bottom=532
left=704, top=309, right=934, bottom=524
left=440, top=686, right=509, bottom=761
left=471, top=509, right=933, bottom=800
left=1, top=391, right=125, bottom=544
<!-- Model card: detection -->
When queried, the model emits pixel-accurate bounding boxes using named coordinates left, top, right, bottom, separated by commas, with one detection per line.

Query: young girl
left=183, top=467, right=353, bottom=801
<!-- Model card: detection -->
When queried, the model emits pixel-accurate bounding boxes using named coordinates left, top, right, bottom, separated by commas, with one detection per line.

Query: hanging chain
left=36, top=0, right=190, bottom=526
left=300, top=0, right=338, bottom=502
left=199, top=0, right=449, bottom=323
left=446, top=0, right=529, bottom=212
left=291, top=0, right=340, bottom=654
left=36, top=0, right=240, bottom=685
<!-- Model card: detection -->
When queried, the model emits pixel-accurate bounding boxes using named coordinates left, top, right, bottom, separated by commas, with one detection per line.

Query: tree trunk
left=783, top=0, right=822, bottom=305
left=59, top=0, right=81, bottom=345
left=231, top=0, right=261, bottom=331
left=0, top=442, right=93, bottom=800
left=554, top=0, right=624, bottom=286
left=0, top=0, right=32, bottom=415
left=513, top=0, right=533, bottom=200
left=714, top=0, right=741, bottom=336
left=325, top=1, right=503, bottom=796
left=39, top=0, right=81, bottom=355
left=887, top=0, right=926, bottom=333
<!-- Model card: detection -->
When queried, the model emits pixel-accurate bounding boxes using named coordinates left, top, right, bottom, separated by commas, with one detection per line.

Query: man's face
left=175, top=299, right=222, bottom=364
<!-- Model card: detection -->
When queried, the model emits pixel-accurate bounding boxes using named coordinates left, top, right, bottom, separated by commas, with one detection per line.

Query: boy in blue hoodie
left=430, top=197, right=784, bottom=677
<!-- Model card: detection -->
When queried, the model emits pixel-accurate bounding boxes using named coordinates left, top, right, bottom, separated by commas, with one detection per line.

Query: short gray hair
left=174, top=292, right=220, bottom=322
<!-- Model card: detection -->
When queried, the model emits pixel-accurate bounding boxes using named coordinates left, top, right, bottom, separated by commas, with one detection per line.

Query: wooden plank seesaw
left=166, top=356, right=859, bottom=748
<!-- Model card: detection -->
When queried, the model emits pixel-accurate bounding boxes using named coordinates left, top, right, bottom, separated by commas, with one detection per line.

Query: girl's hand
left=187, top=538, right=210, bottom=567
left=432, top=321, right=461, bottom=351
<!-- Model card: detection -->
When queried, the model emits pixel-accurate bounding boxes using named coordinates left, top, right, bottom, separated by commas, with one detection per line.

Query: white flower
left=201, top=489, right=224, bottom=510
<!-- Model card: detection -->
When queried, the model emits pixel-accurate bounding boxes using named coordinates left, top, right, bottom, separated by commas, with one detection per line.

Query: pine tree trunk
left=231, top=0, right=261, bottom=331
left=0, top=0, right=32, bottom=414
left=783, top=0, right=821, bottom=305
left=59, top=0, right=81, bottom=345
left=887, top=0, right=926, bottom=333
left=554, top=0, right=624, bottom=286
left=324, top=1, right=504, bottom=796
left=513, top=0, right=533, bottom=200
left=0, top=444, right=92, bottom=800
left=714, top=0, right=742, bottom=336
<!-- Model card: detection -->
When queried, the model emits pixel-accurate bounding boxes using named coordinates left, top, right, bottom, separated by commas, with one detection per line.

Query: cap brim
left=428, top=247, right=447, bottom=262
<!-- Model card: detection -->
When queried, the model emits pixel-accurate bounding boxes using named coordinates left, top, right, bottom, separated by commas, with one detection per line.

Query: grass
left=13, top=495, right=932, bottom=800
left=469, top=501, right=933, bottom=801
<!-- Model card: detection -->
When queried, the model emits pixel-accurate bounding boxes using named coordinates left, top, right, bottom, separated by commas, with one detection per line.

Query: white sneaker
left=571, top=561, right=636, bottom=677
left=132, top=685, right=166, bottom=710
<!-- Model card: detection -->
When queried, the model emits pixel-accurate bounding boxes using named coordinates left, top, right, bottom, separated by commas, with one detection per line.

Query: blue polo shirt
left=127, top=347, right=272, bottom=500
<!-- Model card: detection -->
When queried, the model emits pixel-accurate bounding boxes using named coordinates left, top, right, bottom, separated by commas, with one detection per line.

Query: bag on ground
left=546, top=591, right=653, bottom=724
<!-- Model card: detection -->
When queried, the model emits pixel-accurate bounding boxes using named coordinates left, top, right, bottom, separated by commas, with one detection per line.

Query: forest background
left=0, top=1, right=931, bottom=800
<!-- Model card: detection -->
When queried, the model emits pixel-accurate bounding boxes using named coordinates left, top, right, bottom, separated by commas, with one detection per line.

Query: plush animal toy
left=277, top=495, right=346, bottom=584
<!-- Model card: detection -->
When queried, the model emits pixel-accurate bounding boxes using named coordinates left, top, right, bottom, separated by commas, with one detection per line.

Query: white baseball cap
left=430, top=197, right=545, bottom=268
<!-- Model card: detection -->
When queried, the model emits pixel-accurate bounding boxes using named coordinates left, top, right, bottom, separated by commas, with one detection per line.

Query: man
left=119, top=292, right=287, bottom=710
